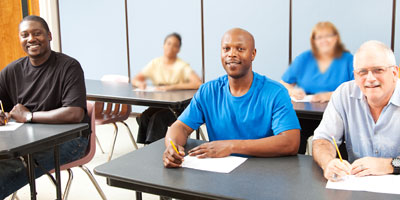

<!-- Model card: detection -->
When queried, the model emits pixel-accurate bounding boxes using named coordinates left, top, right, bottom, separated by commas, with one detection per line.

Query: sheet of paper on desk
left=326, top=175, right=400, bottom=194
left=182, top=155, right=247, bottom=173
left=291, top=95, right=314, bottom=102
left=0, top=122, right=23, bottom=131
left=133, top=86, right=158, bottom=92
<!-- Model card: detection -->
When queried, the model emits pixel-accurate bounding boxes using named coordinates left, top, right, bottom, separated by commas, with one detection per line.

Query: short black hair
left=164, top=32, right=182, bottom=47
left=20, top=15, right=50, bottom=33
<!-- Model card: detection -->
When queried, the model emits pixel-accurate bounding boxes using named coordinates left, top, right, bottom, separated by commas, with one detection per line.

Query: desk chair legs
left=95, top=136, right=105, bottom=154
left=120, top=121, right=138, bottom=149
left=196, top=128, right=207, bottom=141
left=107, top=122, right=138, bottom=162
left=80, top=165, right=107, bottom=200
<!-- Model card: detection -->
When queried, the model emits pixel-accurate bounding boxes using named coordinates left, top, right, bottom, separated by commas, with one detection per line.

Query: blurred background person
left=281, top=21, right=353, bottom=103
left=131, top=32, right=202, bottom=144
left=280, top=22, right=354, bottom=154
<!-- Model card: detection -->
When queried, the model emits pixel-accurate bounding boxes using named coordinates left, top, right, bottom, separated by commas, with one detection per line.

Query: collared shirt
left=313, top=80, right=400, bottom=162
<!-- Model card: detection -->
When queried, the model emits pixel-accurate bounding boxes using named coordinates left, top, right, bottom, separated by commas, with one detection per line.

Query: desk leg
left=26, top=154, right=37, bottom=200
left=54, top=145, right=62, bottom=200
left=136, top=191, right=142, bottom=200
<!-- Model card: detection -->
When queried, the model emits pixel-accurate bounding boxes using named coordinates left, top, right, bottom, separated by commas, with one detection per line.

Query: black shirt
left=0, top=51, right=90, bottom=129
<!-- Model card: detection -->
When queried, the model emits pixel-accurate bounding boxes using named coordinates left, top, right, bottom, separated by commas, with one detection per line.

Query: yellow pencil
left=331, top=136, right=343, bottom=162
left=169, top=139, right=180, bottom=155
left=0, top=100, right=6, bottom=124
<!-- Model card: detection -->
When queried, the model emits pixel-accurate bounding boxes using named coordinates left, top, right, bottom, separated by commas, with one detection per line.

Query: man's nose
left=228, top=48, right=238, bottom=57
left=365, top=70, right=377, bottom=81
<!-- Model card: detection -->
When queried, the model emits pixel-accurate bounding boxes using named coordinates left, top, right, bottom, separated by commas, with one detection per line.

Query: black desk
left=0, top=123, right=89, bottom=200
left=85, top=79, right=203, bottom=139
left=293, top=101, right=327, bottom=121
left=94, top=139, right=399, bottom=200
left=85, top=79, right=196, bottom=111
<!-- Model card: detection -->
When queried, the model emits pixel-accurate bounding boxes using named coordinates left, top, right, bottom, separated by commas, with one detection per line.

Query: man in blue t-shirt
left=163, top=28, right=301, bottom=168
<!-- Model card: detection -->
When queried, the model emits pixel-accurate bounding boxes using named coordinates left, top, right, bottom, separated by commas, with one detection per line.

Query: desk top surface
left=94, top=139, right=399, bottom=200
left=85, top=79, right=197, bottom=108
left=0, top=123, right=88, bottom=159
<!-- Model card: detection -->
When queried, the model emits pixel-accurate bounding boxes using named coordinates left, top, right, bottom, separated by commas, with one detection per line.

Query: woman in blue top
left=281, top=21, right=353, bottom=103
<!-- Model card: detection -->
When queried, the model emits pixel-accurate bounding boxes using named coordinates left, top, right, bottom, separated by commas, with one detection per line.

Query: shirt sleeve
left=271, top=88, right=301, bottom=135
left=178, top=87, right=205, bottom=130
left=182, top=63, right=194, bottom=82
left=61, top=60, right=87, bottom=111
left=346, top=53, right=354, bottom=81
left=141, top=59, right=155, bottom=78
left=281, top=53, right=303, bottom=84
left=313, top=89, right=345, bottom=145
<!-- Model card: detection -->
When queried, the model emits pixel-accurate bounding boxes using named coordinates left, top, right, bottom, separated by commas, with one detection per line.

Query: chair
left=50, top=102, right=107, bottom=199
left=95, top=75, right=139, bottom=161
left=10, top=102, right=107, bottom=200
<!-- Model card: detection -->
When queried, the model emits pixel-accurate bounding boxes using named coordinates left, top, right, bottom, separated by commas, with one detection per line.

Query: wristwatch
left=391, top=157, right=400, bottom=174
left=25, top=112, right=33, bottom=123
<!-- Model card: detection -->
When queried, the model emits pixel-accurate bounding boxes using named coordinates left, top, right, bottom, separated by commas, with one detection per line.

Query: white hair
left=353, top=40, right=396, bottom=67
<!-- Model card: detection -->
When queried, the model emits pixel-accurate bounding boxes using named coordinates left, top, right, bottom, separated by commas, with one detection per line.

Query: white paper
left=182, top=155, right=247, bottom=173
left=291, top=95, right=314, bottom=102
left=326, top=175, right=400, bottom=195
left=0, top=122, right=23, bottom=131
left=133, top=86, right=166, bottom=92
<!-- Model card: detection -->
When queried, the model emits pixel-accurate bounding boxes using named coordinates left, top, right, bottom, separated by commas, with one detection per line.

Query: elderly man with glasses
left=312, top=40, right=400, bottom=182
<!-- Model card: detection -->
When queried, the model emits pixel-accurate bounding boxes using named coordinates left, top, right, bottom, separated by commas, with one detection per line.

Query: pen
left=169, top=139, right=180, bottom=155
left=0, top=100, right=7, bottom=124
left=331, top=136, right=343, bottom=162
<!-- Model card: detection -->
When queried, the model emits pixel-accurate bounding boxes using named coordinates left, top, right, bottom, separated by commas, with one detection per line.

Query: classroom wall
left=292, top=0, right=392, bottom=59
left=59, top=0, right=398, bottom=81
left=127, top=0, right=202, bottom=78
left=59, top=0, right=128, bottom=80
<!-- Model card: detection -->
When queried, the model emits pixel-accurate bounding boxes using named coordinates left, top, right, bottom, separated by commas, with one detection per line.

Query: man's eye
left=238, top=47, right=244, bottom=51
left=223, top=47, right=230, bottom=51
left=374, top=68, right=385, bottom=73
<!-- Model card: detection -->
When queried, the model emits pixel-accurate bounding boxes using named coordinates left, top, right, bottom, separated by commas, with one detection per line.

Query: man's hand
left=289, top=88, right=306, bottom=100
left=0, top=111, right=10, bottom=125
left=311, top=92, right=331, bottom=103
left=351, top=157, right=393, bottom=177
left=323, top=158, right=352, bottom=181
left=188, top=141, right=233, bottom=158
left=9, top=104, right=30, bottom=123
left=163, top=143, right=185, bottom=168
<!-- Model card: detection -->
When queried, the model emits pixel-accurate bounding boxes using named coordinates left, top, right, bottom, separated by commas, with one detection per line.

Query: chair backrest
left=50, top=101, right=96, bottom=172
left=94, top=75, right=132, bottom=123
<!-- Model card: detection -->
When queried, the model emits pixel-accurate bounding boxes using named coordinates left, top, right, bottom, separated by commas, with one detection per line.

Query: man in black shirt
left=0, top=15, right=89, bottom=199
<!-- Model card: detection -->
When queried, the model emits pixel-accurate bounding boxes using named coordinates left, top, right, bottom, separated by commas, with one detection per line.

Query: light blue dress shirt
left=313, top=80, right=400, bottom=162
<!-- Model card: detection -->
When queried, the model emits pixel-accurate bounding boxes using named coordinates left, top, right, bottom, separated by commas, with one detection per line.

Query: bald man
left=313, top=40, right=400, bottom=182
left=163, top=28, right=301, bottom=168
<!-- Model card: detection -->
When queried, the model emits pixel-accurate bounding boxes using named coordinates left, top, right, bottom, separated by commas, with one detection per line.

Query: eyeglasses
left=314, top=34, right=336, bottom=41
left=354, top=66, right=395, bottom=77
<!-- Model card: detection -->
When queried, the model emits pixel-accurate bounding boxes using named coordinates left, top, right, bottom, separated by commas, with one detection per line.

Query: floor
left=6, top=117, right=205, bottom=200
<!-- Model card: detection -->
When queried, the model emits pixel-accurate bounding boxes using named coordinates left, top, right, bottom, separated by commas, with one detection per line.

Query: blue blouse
left=282, top=50, right=354, bottom=94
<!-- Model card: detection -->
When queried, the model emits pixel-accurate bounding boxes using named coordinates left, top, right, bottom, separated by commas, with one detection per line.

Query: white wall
left=59, top=0, right=128, bottom=80
left=292, top=0, right=392, bottom=60
left=203, top=0, right=289, bottom=81
left=127, top=0, right=202, bottom=79
left=58, top=0, right=397, bottom=81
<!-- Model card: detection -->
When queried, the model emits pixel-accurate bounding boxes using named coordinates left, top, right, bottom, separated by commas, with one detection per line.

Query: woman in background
left=281, top=22, right=353, bottom=154
left=281, top=21, right=353, bottom=103
left=132, top=32, right=202, bottom=144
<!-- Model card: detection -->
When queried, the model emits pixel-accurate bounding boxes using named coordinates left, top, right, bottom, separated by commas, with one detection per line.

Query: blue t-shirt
left=178, top=72, right=300, bottom=141
left=281, top=50, right=354, bottom=94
